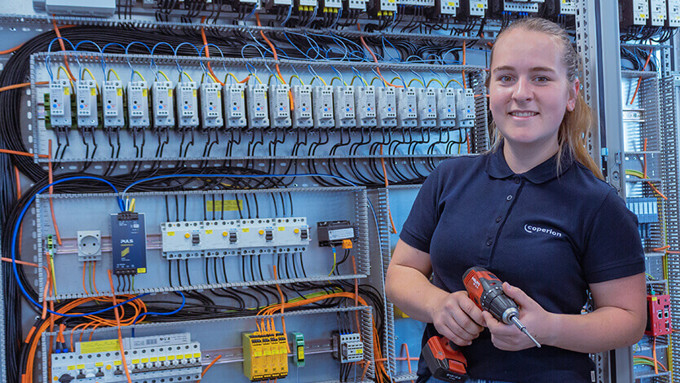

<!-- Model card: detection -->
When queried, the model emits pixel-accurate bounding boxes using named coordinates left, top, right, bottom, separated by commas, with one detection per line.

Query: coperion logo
left=524, top=224, right=562, bottom=238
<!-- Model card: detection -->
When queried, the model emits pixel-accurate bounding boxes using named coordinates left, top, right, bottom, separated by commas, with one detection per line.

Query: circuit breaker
left=333, top=86, right=356, bottom=128
left=620, top=0, right=649, bottom=26
left=269, top=83, right=292, bottom=128
left=436, top=88, right=457, bottom=128
left=223, top=83, right=247, bottom=128
left=102, top=80, right=125, bottom=129
left=397, top=87, right=418, bottom=128
left=152, top=81, right=175, bottom=129
left=455, top=88, right=475, bottom=128
left=649, top=0, right=668, bottom=26
left=176, top=82, right=199, bottom=128
left=668, top=0, right=680, bottom=27
left=246, top=84, right=270, bottom=128
left=417, top=87, right=438, bottom=128
left=48, top=79, right=73, bottom=128
left=313, top=85, right=335, bottom=128
left=127, top=81, right=150, bottom=129
left=355, top=86, right=377, bottom=127
left=376, top=87, right=397, bottom=128
left=292, top=85, right=314, bottom=128
left=200, top=83, right=224, bottom=129
left=75, top=80, right=98, bottom=128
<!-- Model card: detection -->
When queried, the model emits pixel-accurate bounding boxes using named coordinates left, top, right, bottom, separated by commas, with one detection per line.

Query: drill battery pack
left=422, top=336, right=468, bottom=382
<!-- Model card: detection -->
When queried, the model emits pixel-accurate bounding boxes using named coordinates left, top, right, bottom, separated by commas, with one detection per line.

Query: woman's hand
left=482, top=282, right=555, bottom=351
left=430, top=290, right=486, bottom=346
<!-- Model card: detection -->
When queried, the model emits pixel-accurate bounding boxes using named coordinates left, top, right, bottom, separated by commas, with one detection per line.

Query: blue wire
left=173, top=42, right=205, bottom=79
left=132, top=291, right=185, bottom=333
left=124, top=42, right=153, bottom=82
left=150, top=42, right=176, bottom=79
left=100, top=42, right=126, bottom=77
left=283, top=32, right=313, bottom=59
left=73, top=40, right=103, bottom=78
left=46, top=37, right=77, bottom=81
left=10, top=177, right=129, bottom=317
left=282, top=4, right=293, bottom=27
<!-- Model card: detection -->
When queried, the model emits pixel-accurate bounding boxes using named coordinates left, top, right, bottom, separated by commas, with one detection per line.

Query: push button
left=514, top=177, right=521, bottom=184
left=506, top=195, right=513, bottom=201
left=495, top=216, right=502, bottom=223
left=486, top=239, right=493, bottom=246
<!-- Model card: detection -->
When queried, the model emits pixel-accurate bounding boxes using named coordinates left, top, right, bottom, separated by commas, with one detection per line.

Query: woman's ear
left=566, top=78, right=580, bottom=112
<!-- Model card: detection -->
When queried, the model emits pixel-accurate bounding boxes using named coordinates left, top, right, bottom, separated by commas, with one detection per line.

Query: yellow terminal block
left=243, top=332, right=289, bottom=381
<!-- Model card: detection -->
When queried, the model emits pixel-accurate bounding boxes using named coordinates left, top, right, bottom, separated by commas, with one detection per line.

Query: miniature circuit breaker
left=200, top=83, right=224, bottom=129
left=51, top=333, right=201, bottom=383
left=48, top=79, right=73, bottom=129
left=355, top=86, right=377, bottom=127
left=269, top=83, right=292, bottom=128
left=127, top=81, right=150, bottom=129
left=333, top=86, right=356, bottom=128
left=75, top=80, right=98, bottom=128
left=313, top=85, right=335, bottom=128
left=292, top=85, right=314, bottom=128
left=176, top=82, right=199, bottom=128
left=223, top=84, right=247, bottom=128
left=455, top=88, right=475, bottom=128
left=151, top=81, right=175, bottom=129
left=436, top=87, right=457, bottom=127
left=102, top=80, right=125, bottom=129
left=247, top=84, right=270, bottom=128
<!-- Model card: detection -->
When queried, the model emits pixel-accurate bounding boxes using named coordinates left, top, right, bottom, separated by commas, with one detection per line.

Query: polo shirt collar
left=485, top=142, right=573, bottom=184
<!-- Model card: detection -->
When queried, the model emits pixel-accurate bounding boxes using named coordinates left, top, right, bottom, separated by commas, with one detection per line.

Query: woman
left=385, top=18, right=646, bottom=383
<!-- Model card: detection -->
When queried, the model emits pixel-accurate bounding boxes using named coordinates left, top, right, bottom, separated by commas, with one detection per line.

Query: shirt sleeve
left=399, top=165, right=444, bottom=254
left=582, top=189, right=645, bottom=284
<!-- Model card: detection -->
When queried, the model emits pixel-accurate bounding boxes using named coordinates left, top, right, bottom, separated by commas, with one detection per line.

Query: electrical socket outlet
left=77, top=230, right=102, bottom=261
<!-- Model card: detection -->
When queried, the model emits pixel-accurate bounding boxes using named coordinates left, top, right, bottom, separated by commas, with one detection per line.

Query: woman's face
left=488, top=28, right=579, bottom=152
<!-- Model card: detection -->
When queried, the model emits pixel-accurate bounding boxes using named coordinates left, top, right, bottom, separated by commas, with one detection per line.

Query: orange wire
left=92, top=261, right=100, bottom=295
left=379, top=144, right=397, bottom=233
left=0, top=81, right=49, bottom=94
left=47, top=139, right=62, bottom=245
left=0, top=42, right=23, bottom=55
left=0, top=148, right=49, bottom=158
left=107, top=270, right=133, bottom=383
left=255, top=13, right=294, bottom=111
left=272, top=265, right=291, bottom=353
left=401, top=343, right=414, bottom=381
left=82, top=261, right=90, bottom=295
left=51, top=17, right=75, bottom=81
left=200, top=17, right=225, bottom=86
left=198, top=354, right=223, bottom=382
left=629, top=49, right=653, bottom=105
left=643, top=137, right=668, bottom=200
left=357, top=22, right=402, bottom=88
left=462, top=41, right=467, bottom=89
left=652, top=336, right=659, bottom=374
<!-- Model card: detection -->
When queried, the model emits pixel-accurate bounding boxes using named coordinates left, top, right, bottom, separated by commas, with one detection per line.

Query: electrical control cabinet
left=127, top=81, right=150, bottom=129
left=313, top=85, right=335, bottom=128
left=355, top=86, right=377, bottom=127
left=48, top=79, right=73, bottom=128
left=200, top=83, right=224, bottom=129
left=51, top=333, right=201, bottom=383
left=269, top=83, right=292, bottom=128
left=333, top=86, right=356, bottom=128
left=223, top=84, right=248, bottom=128
left=75, top=80, right=98, bottom=128
left=151, top=81, right=175, bottom=129
left=292, top=85, right=314, bottom=128
left=176, top=82, right=199, bottom=128
left=246, top=84, right=270, bottom=128
left=101, top=80, right=125, bottom=129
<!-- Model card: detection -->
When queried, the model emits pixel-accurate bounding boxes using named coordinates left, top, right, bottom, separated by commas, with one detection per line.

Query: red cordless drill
left=463, top=266, right=541, bottom=348
left=421, top=335, right=468, bottom=382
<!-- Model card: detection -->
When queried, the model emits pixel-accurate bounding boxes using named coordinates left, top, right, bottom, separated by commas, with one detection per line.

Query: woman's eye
left=534, top=76, right=549, bottom=82
left=499, top=75, right=512, bottom=82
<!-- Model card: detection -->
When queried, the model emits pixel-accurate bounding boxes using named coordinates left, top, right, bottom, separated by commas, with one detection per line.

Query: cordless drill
left=463, top=266, right=541, bottom=348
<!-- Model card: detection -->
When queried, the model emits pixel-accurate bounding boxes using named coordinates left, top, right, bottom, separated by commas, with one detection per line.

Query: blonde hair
left=488, top=18, right=603, bottom=180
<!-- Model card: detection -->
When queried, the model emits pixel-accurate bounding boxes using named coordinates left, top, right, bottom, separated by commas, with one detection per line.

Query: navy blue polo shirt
left=400, top=146, right=644, bottom=383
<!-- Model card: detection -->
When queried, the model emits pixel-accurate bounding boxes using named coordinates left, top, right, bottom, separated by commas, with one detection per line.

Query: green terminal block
left=293, top=332, right=305, bottom=367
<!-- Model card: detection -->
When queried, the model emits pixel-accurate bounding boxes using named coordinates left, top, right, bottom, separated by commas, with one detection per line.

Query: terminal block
left=333, top=86, right=356, bottom=128
left=51, top=333, right=201, bottom=383
left=355, top=86, right=377, bottom=127
left=292, top=85, right=314, bottom=128
left=313, top=86, right=335, bottom=128
left=242, top=332, right=289, bottom=381
left=152, top=81, right=175, bottom=129
left=48, top=79, right=73, bottom=129
left=332, top=332, right=364, bottom=363
left=247, top=84, right=270, bottom=128
left=417, top=88, right=438, bottom=128
left=503, top=1, right=539, bottom=13
left=102, top=80, right=125, bottom=129
left=76, top=80, right=98, bottom=128
left=160, top=217, right=310, bottom=259
left=269, top=84, right=292, bottom=128
left=176, top=82, right=199, bottom=129
left=293, top=332, right=305, bottom=367
left=224, top=84, right=247, bottom=128
left=397, top=87, right=418, bottom=128
left=455, top=88, right=475, bottom=128
left=200, top=83, right=224, bottom=129
left=127, top=81, right=150, bottom=129
left=376, top=87, right=397, bottom=128
left=436, top=88, right=457, bottom=127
